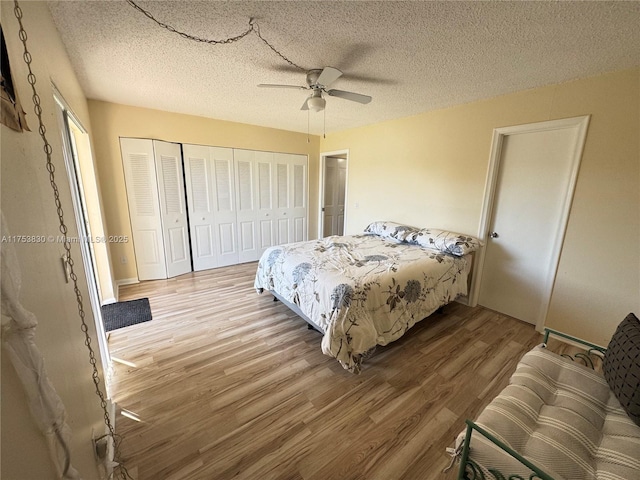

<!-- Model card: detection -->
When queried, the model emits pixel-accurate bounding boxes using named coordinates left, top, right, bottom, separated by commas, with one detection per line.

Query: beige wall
left=69, top=119, right=116, bottom=303
left=1, top=4, right=635, bottom=478
left=1, top=2, right=104, bottom=479
left=320, top=68, right=640, bottom=346
left=88, top=101, right=320, bottom=283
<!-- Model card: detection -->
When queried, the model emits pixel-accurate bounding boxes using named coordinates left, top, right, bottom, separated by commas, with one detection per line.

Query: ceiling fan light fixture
left=308, top=96, right=326, bottom=112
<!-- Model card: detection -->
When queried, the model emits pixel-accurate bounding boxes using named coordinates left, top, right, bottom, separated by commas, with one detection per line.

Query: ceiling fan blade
left=316, top=67, right=342, bottom=87
left=300, top=98, right=309, bottom=111
left=326, top=89, right=372, bottom=104
left=258, top=84, right=306, bottom=90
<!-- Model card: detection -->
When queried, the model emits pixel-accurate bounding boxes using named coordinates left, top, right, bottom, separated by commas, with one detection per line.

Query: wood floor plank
left=111, top=261, right=544, bottom=479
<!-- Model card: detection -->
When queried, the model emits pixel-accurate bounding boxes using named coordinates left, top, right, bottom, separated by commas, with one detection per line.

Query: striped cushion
left=463, top=346, right=640, bottom=480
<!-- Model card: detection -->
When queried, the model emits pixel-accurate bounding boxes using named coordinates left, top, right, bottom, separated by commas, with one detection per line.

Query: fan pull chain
left=12, top=1, right=129, bottom=478
left=323, top=108, right=326, bottom=139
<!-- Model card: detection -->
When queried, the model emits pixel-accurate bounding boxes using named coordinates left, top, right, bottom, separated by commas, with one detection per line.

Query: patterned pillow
left=603, top=313, right=640, bottom=427
left=364, top=221, right=419, bottom=242
left=406, top=228, right=483, bottom=256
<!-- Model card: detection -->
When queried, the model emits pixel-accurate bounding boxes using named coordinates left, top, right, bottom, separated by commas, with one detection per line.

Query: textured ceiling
left=48, top=1, right=640, bottom=135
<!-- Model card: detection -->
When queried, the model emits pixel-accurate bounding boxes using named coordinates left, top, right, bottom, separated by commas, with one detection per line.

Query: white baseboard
left=101, top=297, right=117, bottom=306
left=455, top=295, right=470, bottom=306
left=115, top=277, right=139, bottom=301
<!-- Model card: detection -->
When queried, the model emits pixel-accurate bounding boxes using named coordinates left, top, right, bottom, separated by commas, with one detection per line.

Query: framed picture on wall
left=1, top=23, right=29, bottom=132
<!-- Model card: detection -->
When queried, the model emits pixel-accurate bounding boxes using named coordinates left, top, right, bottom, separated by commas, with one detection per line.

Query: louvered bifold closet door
left=120, top=138, right=168, bottom=280
left=234, top=149, right=259, bottom=263
left=255, top=151, right=276, bottom=256
left=273, top=153, right=292, bottom=244
left=153, top=140, right=192, bottom=278
left=183, top=144, right=217, bottom=271
left=210, top=147, right=239, bottom=266
left=273, top=153, right=308, bottom=244
left=290, top=154, right=308, bottom=243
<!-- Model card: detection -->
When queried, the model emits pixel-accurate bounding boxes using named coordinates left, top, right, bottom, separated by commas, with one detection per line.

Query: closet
left=120, top=138, right=308, bottom=280
left=182, top=145, right=307, bottom=271
left=120, top=138, right=191, bottom=281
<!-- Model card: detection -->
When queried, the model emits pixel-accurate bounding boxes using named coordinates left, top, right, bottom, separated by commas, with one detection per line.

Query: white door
left=336, top=159, right=346, bottom=236
left=477, top=117, right=589, bottom=326
left=289, top=154, right=308, bottom=243
left=255, top=151, right=276, bottom=256
left=234, top=149, right=259, bottom=263
left=56, top=95, right=111, bottom=384
left=154, top=140, right=191, bottom=278
left=322, top=156, right=347, bottom=237
left=184, top=144, right=217, bottom=271
left=211, top=147, right=239, bottom=266
left=273, top=153, right=308, bottom=244
left=273, top=153, right=292, bottom=244
left=120, top=138, right=167, bottom=280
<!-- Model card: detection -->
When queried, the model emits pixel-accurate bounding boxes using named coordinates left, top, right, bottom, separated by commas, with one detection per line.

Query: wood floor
left=111, top=262, right=543, bottom=480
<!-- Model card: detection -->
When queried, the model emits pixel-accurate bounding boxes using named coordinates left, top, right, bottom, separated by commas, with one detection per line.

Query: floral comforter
left=254, top=233, right=470, bottom=373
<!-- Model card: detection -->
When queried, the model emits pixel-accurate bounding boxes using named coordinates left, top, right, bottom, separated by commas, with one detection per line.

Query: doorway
left=54, top=87, right=114, bottom=391
left=470, top=116, right=590, bottom=330
left=319, top=150, right=348, bottom=238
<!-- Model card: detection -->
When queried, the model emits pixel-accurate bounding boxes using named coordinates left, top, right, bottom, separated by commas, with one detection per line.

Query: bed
left=254, top=221, right=482, bottom=373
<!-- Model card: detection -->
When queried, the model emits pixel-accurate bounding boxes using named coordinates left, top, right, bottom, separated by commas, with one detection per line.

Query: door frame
left=318, top=149, right=349, bottom=238
left=53, top=87, right=113, bottom=390
left=469, top=115, right=590, bottom=331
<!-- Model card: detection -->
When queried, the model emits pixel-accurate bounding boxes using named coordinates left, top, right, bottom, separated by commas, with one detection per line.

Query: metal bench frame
left=455, top=329, right=606, bottom=480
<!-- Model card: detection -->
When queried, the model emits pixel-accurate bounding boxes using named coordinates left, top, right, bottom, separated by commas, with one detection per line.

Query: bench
left=451, top=313, right=640, bottom=480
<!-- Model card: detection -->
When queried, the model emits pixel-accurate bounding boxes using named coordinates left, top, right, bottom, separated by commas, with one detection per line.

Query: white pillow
left=407, top=228, right=483, bottom=256
left=364, top=221, right=420, bottom=242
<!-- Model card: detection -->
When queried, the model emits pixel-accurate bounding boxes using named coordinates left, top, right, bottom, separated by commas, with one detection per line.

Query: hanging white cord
left=1, top=213, right=79, bottom=479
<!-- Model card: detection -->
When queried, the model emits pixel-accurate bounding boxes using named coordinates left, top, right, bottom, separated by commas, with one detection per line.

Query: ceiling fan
left=258, top=67, right=372, bottom=112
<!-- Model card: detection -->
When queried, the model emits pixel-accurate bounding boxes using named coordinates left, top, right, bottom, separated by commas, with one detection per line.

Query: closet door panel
left=120, top=138, right=167, bottom=280
left=273, top=153, right=292, bottom=244
left=259, top=223, right=274, bottom=252
left=238, top=221, right=255, bottom=255
left=218, top=223, right=236, bottom=255
left=135, top=231, right=164, bottom=274
left=234, top=149, right=259, bottom=263
left=211, top=147, right=239, bottom=266
left=293, top=217, right=306, bottom=243
left=277, top=218, right=290, bottom=244
left=194, top=225, right=213, bottom=257
left=154, top=140, right=191, bottom=278
left=184, top=144, right=217, bottom=271
left=273, top=153, right=308, bottom=244
left=290, top=155, right=308, bottom=243
left=255, top=151, right=275, bottom=255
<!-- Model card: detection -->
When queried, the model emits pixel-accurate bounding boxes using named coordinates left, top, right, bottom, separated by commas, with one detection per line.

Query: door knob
left=489, top=232, right=499, bottom=238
